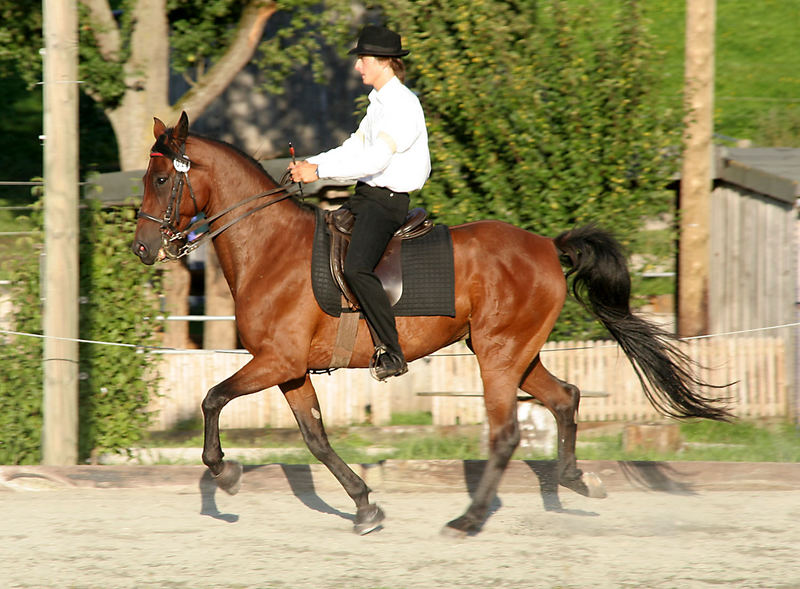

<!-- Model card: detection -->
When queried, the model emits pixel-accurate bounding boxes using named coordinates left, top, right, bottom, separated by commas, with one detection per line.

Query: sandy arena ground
left=1, top=460, right=799, bottom=589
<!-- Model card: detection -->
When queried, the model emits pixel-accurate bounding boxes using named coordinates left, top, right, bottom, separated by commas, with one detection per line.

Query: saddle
left=325, top=207, right=434, bottom=310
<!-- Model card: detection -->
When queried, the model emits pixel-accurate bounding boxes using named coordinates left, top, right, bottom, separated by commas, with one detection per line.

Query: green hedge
left=0, top=198, right=162, bottom=464
left=380, top=0, right=684, bottom=339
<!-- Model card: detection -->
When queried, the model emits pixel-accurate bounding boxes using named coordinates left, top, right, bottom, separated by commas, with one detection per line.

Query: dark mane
left=188, top=131, right=281, bottom=185
left=182, top=130, right=316, bottom=218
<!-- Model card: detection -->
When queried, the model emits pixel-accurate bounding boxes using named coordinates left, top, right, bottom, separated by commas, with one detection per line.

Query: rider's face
left=354, top=55, right=392, bottom=90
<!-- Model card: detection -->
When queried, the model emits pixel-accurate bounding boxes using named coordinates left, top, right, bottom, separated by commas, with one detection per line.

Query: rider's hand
left=288, top=161, right=319, bottom=183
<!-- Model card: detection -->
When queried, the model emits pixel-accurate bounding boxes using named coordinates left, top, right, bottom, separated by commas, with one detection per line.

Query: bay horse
left=132, top=112, right=730, bottom=536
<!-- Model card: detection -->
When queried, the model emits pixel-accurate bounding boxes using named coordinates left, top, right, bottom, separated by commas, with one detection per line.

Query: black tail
left=554, top=224, right=732, bottom=421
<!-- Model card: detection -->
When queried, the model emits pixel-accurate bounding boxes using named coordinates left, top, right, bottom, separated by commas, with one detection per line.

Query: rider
left=289, top=24, right=431, bottom=381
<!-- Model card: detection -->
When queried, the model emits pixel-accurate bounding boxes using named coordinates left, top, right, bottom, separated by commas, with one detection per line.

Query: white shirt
left=308, top=76, right=431, bottom=193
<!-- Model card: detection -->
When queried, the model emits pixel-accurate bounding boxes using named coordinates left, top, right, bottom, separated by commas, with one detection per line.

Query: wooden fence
left=147, top=335, right=789, bottom=430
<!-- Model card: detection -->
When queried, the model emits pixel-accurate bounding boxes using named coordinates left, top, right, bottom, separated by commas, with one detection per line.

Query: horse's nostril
left=132, top=241, right=148, bottom=258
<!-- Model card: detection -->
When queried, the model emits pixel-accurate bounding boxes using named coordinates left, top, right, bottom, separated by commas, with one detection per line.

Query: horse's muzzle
left=131, top=239, right=158, bottom=265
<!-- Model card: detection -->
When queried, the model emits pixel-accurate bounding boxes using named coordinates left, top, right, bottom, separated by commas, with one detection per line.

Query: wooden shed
left=708, top=147, right=799, bottom=335
left=705, top=146, right=800, bottom=419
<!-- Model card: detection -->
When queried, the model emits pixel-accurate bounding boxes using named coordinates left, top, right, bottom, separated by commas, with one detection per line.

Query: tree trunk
left=203, top=245, right=237, bottom=349
left=162, top=259, right=194, bottom=350
left=105, top=0, right=171, bottom=171
left=97, top=0, right=276, bottom=173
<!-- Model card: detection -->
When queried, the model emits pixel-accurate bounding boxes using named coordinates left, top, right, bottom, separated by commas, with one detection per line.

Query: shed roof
left=715, top=147, right=800, bottom=204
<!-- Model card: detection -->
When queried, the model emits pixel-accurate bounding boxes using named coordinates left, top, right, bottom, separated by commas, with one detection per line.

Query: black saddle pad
left=311, top=207, right=456, bottom=317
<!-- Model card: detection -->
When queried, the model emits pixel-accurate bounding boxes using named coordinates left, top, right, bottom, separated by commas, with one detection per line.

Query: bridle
left=137, top=145, right=197, bottom=243
left=137, top=140, right=301, bottom=261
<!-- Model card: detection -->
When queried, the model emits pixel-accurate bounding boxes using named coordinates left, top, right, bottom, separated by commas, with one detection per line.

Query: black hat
left=348, top=25, right=409, bottom=57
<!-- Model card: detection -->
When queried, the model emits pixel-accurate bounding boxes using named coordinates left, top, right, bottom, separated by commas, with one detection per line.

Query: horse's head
left=132, top=111, right=200, bottom=265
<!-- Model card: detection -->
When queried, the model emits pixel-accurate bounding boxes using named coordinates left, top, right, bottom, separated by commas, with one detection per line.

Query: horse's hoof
left=581, top=472, right=607, bottom=498
left=561, top=471, right=607, bottom=499
left=354, top=504, right=385, bottom=535
left=440, top=524, right=468, bottom=539
left=441, top=515, right=480, bottom=537
left=214, top=460, right=243, bottom=495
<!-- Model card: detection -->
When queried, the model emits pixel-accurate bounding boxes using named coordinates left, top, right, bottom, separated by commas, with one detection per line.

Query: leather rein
left=137, top=144, right=301, bottom=261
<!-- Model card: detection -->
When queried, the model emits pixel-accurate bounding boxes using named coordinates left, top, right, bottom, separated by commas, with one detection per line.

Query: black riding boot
left=342, top=184, right=410, bottom=380
left=370, top=345, right=409, bottom=381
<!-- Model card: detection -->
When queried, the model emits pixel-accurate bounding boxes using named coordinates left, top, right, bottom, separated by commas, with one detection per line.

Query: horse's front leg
left=201, top=359, right=273, bottom=493
left=200, top=383, right=243, bottom=493
left=281, top=375, right=385, bottom=535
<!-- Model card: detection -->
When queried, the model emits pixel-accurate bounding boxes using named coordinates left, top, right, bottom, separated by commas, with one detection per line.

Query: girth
left=325, top=206, right=433, bottom=310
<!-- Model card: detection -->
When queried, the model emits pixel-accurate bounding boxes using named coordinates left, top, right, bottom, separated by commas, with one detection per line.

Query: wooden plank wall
left=147, top=336, right=789, bottom=430
left=709, top=183, right=795, bottom=338
left=148, top=351, right=400, bottom=431
left=706, top=181, right=796, bottom=423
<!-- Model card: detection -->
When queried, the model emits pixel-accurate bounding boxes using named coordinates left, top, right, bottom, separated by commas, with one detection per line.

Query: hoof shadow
left=524, top=461, right=600, bottom=517
left=199, top=470, right=239, bottom=523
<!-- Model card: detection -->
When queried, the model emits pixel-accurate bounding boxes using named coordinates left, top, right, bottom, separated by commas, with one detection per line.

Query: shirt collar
left=369, top=75, right=401, bottom=105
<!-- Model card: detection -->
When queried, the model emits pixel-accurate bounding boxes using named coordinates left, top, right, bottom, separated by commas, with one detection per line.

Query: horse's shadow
left=521, top=461, right=600, bottom=516
left=459, top=460, right=599, bottom=534
left=198, top=460, right=606, bottom=528
left=275, top=464, right=354, bottom=522
left=199, top=470, right=239, bottom=523
left=198, top=465, right=353, bottom=524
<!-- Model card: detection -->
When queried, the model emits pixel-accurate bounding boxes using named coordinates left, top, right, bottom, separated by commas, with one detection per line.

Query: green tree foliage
left=166, top=0, right=354, bottom=94
left=0, top=1, right=42, bottom=88
left=0, top=207, right=44, bottom=464
left=0, top=198, right=162, bottom=464
left=0, top=0, right=356, bottom=170
left=377, top=0, right=683, bottom=339
left=1, top=0, right=354, bottom=101
left=383, top=0, right=681, bottom=235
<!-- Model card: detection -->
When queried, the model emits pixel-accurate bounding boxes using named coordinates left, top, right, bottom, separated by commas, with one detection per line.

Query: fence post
left=41, top=0, right=80, bottom=465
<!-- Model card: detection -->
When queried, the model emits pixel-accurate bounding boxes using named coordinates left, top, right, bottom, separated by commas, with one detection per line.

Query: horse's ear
left=174, top=111, right=189, bottom=144
left=153, top=117, right=167, bottom=140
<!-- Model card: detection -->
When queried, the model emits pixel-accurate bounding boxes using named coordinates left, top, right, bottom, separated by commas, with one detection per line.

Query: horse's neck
left=204, top=161, right=313, bottom=295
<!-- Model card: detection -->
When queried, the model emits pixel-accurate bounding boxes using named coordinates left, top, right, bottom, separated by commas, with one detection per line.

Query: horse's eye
left=156, top=176, right=169, bottom=186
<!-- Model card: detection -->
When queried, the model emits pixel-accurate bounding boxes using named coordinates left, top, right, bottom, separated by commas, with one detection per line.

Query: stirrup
left=369, top=346, right=389, bottom=381
left=369, top=346, right=408, bottom=381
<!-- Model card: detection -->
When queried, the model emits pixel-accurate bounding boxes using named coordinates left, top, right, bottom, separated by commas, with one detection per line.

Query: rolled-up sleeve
left=309, top=129, right=395, bottom=182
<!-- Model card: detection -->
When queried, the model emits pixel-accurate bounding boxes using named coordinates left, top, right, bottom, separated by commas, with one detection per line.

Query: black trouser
left=342, top=182, right=410, bottom=358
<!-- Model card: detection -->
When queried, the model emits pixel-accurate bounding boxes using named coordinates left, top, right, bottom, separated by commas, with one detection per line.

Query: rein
left=139, top=148, right=301, bottom=261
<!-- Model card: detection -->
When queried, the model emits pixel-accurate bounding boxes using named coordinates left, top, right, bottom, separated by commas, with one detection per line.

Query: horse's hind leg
left=520, top=359, right=606, bottom=498
left=443, top=370, right=520, bottom=536
left=281, top=375, right=385, bottom=535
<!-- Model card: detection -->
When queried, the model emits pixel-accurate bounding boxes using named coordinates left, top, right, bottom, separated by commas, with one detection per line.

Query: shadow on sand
left=198, top=470, right=239, bottom=523
left=198, top=464, right=354, bottom=524
left=197, top=459, right=696, bottom=528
